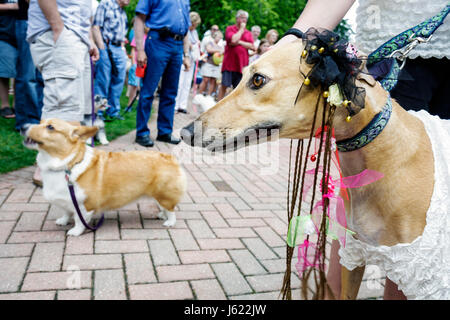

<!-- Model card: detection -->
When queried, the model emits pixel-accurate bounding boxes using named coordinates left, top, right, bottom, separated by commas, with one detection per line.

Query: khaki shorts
left=30, top=27, right=91, bottom=122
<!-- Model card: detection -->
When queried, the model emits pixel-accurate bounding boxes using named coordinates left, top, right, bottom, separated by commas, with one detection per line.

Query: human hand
left=183, top=56, right=191, bottom=71
left=274, top=34, right=298, bottom=48
left=89, top=43, right=100, bottom=62
left=52, top=22, right=64, bottom=43
left=137, top=49, right=147, bottom=68
left=240, top=22, right=246, bottom=30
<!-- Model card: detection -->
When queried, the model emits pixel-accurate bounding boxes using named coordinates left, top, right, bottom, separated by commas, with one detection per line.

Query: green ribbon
left=287, top=215, right=355, bottom=247
left=287, top=215, right=314, bottom=248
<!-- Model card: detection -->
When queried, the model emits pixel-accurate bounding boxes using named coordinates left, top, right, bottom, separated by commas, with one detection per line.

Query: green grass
left=0, top=88, right=139, bottom=174
left=101, top=91, right=138, bottom=142
left=0, top=117, right=38, bottom=174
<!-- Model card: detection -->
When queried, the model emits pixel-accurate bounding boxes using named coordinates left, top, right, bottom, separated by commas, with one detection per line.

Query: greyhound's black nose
left=180, top=121, right=196, bottom=146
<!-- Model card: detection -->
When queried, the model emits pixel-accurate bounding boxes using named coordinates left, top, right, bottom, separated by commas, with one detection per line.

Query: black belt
left=106, top=40, right=123, bottom=46
left=153, top=28, right=185, bottom=41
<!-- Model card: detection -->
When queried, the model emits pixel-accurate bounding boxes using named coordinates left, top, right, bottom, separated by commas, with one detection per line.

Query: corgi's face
left=24, top=119, right=98, bottom=160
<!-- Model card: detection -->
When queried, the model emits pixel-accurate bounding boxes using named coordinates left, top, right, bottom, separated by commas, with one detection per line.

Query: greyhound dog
left=180, top=33, right=449, bottom=299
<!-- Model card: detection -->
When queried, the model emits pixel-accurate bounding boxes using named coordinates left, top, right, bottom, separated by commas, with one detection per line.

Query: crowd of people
left=0, top=0, right=277, bottom=150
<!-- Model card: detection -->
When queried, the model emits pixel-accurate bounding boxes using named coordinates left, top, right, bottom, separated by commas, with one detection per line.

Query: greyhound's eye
left=250, top=73, right=267, bottom=89
left=46, top=125, right=55, bottom=131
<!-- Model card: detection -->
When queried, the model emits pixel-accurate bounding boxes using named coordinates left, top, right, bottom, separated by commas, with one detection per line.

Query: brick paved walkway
left=0, top=99, right=385, bottom=300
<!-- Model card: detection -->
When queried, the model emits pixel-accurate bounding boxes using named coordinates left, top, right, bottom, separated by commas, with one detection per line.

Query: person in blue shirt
left=134, top=0, right=191, bottom=147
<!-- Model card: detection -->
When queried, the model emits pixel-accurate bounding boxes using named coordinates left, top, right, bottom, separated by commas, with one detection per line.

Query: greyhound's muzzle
left=181, top=120, right=227, bottom=149
left=181, top=120, right=282, bottom=152
left=181, top=121, right=206, bottom=147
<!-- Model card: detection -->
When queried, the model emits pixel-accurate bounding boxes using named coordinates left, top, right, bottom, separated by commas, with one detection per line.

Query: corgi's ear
left=72, top=126, right=98, bottom=141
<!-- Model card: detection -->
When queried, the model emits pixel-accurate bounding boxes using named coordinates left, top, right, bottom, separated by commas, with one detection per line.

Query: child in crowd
left=198, top=30, right=224, bottom=98
left=249, top=39, right=271, bottom=63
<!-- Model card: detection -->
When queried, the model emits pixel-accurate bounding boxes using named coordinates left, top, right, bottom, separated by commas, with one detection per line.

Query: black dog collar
left=283, top=28, right=304, bottom=39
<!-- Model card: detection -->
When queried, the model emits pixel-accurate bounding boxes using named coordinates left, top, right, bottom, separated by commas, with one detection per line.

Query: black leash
left=122, top=89, right=140, bottom=115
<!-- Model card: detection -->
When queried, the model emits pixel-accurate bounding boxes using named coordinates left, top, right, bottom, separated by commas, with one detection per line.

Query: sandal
left=0, top=107, right=15, bottom=119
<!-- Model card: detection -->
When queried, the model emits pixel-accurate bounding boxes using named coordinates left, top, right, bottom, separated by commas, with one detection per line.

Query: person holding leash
left=26, top=0, right=100, bottom=187
left=279, top=0, right=450, bottom=300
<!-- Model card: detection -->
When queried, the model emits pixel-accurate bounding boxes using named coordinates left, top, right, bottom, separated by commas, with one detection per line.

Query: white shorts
left=30, top=27, right=91, bottom=122
left=200, top=62, right=221, bottom=79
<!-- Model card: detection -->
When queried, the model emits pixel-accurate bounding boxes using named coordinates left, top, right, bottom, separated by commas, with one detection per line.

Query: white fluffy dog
left=192, top=94, right=216, bottom=113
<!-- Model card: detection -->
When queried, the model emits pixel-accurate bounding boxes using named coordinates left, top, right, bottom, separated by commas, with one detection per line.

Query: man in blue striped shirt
left=92, top=0, right=129, bottom=120
left=134, top=0, right=191, bottom=147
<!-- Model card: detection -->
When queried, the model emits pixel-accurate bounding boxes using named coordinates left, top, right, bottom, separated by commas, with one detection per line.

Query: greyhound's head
left=181, top=31, right=378, bottom=152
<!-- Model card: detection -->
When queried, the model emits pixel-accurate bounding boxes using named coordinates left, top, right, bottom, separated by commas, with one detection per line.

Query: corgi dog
left=23, top=118, right=186, bottom=236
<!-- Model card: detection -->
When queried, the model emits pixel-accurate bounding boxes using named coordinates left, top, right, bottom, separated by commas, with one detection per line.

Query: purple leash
left=64, top=57, right=105, bottom=232
left=90, top=57, right=96, bottom=147
left=66, top=169, right=105, bottom=231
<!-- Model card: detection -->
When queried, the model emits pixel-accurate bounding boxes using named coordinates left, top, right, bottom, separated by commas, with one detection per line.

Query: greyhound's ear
left=72, top=126, right=98, bottom=141
left=357, top=70, right=376, bottom=87
left=356, top=55, right=376, bottom=87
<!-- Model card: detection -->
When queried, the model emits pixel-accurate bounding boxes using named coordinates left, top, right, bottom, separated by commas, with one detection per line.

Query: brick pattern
left=0, top=103, right=385, bottom=300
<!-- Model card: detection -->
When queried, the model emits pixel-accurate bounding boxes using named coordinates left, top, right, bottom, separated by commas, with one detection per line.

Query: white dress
left=339, top=110, right=450, bottom=300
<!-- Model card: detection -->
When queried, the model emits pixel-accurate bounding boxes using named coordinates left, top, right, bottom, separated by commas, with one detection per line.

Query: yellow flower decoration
left=327, top=83, right=344, bottom=107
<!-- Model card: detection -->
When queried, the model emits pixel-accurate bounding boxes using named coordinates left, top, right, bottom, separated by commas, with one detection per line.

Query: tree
left=191, top=0, right=309, bottom=39
left=124, top=0, right=352, bottom=41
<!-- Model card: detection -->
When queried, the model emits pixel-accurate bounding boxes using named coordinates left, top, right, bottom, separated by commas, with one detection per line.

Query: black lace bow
left=302, top=28, right=366, bottom=115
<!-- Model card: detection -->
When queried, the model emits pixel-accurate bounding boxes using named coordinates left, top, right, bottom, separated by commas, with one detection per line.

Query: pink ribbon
left=295, top=239, right=322, bottom=277
left=294, top=128, right=384, bottom=277
left=303, top=167, right=384, bottom=245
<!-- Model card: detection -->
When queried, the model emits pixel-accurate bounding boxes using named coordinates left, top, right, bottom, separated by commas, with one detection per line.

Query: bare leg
left=328, top=240, right=407, bottom=300
left=383, top=278, right=407, bottom=300
left=207, top=78, right=217, bottom=96
left=0, top=78, right=14, bottom=118
left=0, top=78, right=9, bottom=106
left=128, top=85, right=138, bottom=106
left=32, top=167, right=42, bottom=187
left=326, top=240, right=341, bottom=299
left=341, top=265, right=365, bottom=300
left=198, top=77, right=208, bottom=95
left=217, top=84, right=228, bottom=101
